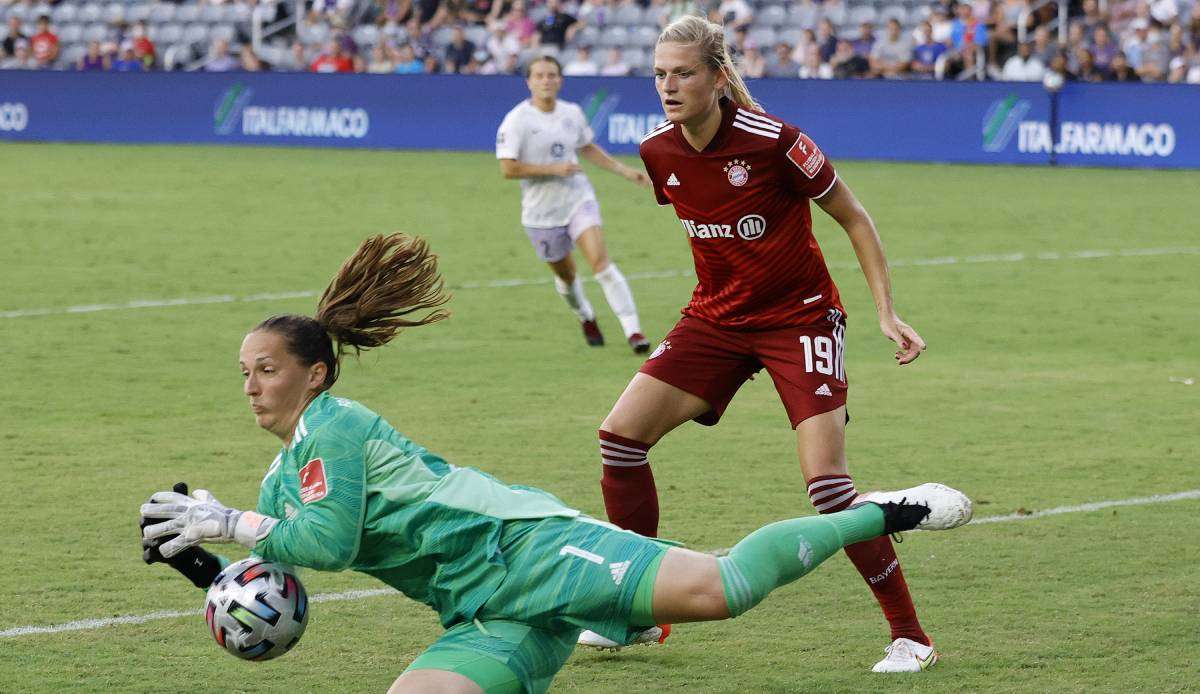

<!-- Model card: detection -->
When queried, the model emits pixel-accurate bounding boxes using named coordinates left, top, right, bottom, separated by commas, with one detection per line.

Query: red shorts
left=639, top=311, right=848, bottom=428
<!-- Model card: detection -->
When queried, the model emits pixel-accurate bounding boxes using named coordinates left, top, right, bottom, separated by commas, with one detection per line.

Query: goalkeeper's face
left=239, top=330, right=327, bottom=441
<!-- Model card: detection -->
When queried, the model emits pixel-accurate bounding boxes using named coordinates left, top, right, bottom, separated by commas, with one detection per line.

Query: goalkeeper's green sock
left=717, top=504, right=885, bottom=617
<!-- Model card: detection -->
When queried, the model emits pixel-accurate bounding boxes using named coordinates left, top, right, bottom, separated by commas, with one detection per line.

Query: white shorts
left=523, top=200, right=602, bottom=263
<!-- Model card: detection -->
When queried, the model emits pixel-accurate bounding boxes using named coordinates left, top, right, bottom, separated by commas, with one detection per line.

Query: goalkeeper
left=140, top=233, right=971, bottom=694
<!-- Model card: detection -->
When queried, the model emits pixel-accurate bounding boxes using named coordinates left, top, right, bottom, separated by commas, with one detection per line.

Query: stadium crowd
left=2, top=0, right=1199, bottom=82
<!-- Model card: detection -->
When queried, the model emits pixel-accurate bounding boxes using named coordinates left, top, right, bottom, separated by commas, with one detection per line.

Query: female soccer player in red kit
left=583, top=15, right=936, bottom=672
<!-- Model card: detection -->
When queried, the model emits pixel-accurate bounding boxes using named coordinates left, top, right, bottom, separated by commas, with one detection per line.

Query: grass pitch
left=0, top=142, right=1197, bottom=693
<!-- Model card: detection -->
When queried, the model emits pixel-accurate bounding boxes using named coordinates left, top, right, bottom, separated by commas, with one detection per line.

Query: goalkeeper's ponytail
left=255, top=233, right=450, bottom=391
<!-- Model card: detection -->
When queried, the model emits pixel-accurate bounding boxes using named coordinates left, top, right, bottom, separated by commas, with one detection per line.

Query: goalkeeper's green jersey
left=253, top=392, right=580, bottom=628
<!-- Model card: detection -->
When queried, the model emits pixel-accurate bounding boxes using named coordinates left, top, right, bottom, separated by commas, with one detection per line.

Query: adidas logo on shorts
left=609, top=561, right=631, bottom=586
left=815, top=383, right=832, bottom=397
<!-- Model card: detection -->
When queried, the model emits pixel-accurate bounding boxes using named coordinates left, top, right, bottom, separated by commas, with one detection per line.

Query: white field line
left=2, top=489, right=1198, bottom=640
left=3, top=246, right=1198, bottom=320
left=0, top=588, right=393, bottom=639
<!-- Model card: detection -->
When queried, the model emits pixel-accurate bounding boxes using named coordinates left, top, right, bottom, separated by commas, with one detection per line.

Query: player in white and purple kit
left=496, top=55, right=652, bottom=353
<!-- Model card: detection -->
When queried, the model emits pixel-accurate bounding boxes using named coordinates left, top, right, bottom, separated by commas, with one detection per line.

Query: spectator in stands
left=798, top=42, right=832, bottom=78
left=1033, top=25, right=1056, bottom=65
left=767, top=41, right=800, bottom=77
left=1166, top=23, right=1187, bottom=68
left=929, top=6, right=954, bottom=44
left=1091, top=26, right=1117, bottom=72
left=486, top=22, right=520, bottom=64
left=410, top=0, right=443, bottom=26
left=460, top=0, right=503, bottom=25
left=852, top=22, right=875, bottom=59
left=394, top=42, right=424, bottom=72
left=740, top=41, right=766, bottom=77
left=131, top=20, right=156, bottom=70
left=240, top=45, right=266, bottom=71
left=655, top=0, right=699, bottom=29
left=1077, top=0, right=1108, bottom=36
left=1184, top=45, right=1200, bottom=83
left=830, top=38, right=868, bottom=77
left=1106, top=49, right=1140, bottom=79
left=406, top=16, right=436, bottom=59
left=950, top=2, right=988, bottom=51
left=284, top=41, right=308, bottom=71
left=0, top=38, right=32, bottom=69
left=77, top=40, right=109, bottom=71
left=1074, top=46, right=1105, bottom=80
left=29, top=15, right=57, bottom=69
left=987, top=0, right=1022, bottom=66
left=789, top=28, right=815, bottom=65
left=1046, top=49, right=1073, bottom=81
left=953, top=41, right=985, bottom=79
left=1001, top=40, right=1045, bottom=80
left=1133, top=20, right=1169, bottom=80
left=367, top=43, right=394, bottom=72
left=202, top=38, right=240, bottom=72
left=3, top=16, right=26, bottom=59
left=715, top=0, right=754, bottom=30
left=533, top=0, right=579, bottom=51
left=443, top=24, right=476, bottom=72
left=110, top=42, right=143, bottom=71
left=576, top=0, right=611, bottom=28
left=599, top=46, right=630, bottom=76
left=1064, top=23, right=1087, bottom=73
left=373, top=0, right=412, bottom=27
left=1149, top=0, right=1179, bottom=26
left=815, top=18, right=837, bottom=62
left=910, top=21, right=945, bottom=78
left=869, top=18, right=911, bottom=78
left=503, top=0, right=536, bottom=48
left=479, top=47, right=519, bottom=73
left=310, top=39, right=354, bottom=72
left=429, top=0, right=470, bottom=30
left=563, top=44, right=599, bottom=75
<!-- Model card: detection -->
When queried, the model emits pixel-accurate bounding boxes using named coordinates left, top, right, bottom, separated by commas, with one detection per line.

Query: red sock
left=808, top=475, right=930, bottom=646
left=599, top=430, right=659, bottom=537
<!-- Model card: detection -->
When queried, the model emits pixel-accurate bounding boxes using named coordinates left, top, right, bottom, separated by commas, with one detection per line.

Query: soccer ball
left=204, top=558, right=309, bottom=661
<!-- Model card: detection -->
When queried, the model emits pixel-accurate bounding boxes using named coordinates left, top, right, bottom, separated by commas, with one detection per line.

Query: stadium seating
left=6, top=0, right=1194, bottom=84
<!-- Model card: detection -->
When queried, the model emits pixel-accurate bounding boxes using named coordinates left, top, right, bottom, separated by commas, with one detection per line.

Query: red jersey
left=31, top=31, right=58, bottom=63
left=310, top=54, right=353, bottom=73
left=640, top=98, right=842, bottom=330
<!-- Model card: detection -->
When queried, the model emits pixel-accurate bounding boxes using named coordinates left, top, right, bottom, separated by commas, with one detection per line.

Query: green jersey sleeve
left=254, top=427, right=366, bottom=571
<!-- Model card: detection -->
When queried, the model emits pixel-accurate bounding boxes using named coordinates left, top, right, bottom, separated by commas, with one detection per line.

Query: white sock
left=594, top=263, right=641, bottom=337
left=554, top=275, right=595, bottom=321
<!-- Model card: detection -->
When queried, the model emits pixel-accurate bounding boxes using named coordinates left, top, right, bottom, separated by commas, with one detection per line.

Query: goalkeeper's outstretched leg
left=641, top=484, right=971, bottom=625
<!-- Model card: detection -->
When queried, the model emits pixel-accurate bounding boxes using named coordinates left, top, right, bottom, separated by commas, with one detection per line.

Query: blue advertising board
left=1, top=71, right=1196, bottom=168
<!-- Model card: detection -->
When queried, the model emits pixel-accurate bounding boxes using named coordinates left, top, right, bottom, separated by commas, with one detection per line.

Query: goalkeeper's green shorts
left=405, top=516, right=670, bottom=693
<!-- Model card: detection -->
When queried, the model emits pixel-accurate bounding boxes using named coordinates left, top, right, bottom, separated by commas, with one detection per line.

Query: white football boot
left=859, top=483, right=973, bottom=532
left=577, top=625, right=668, bottom=651
left=872, top=637, right=939, bottom=673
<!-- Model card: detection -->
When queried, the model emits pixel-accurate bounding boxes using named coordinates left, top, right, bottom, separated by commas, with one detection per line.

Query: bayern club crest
left=724, top=159, right=751, bottom=187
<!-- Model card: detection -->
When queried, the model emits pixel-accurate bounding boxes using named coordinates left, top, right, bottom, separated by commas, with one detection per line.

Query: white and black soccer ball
left=204, top=558, right=308, bottom=661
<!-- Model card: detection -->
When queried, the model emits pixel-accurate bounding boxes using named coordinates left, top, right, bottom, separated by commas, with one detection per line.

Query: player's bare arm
left=815, top=178, right=926, bottom=365
left=578, top=144, right=652, bottom=187
left=498, top=158, right=581, bottom=179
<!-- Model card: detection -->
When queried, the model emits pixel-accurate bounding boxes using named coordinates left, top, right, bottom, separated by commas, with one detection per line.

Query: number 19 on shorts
left=798, top=334, right=844, bottom=381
